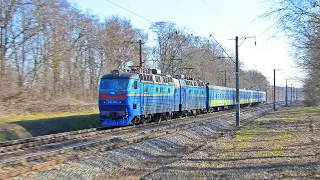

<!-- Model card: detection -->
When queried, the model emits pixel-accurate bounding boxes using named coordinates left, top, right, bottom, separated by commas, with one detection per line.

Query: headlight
left=119, top=100, right=126, bottom=104
left=99, top=100, right=106, bottom=104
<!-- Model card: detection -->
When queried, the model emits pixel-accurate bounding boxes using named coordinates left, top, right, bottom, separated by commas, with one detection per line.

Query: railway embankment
left=13, top=103, right=319, bottom=180
left=0, top=104, right=279, bottom=179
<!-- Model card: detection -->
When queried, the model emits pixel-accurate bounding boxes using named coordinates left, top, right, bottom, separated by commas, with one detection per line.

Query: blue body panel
left=140, top=82, right=174, bottom=115
left=185, top=86, right=206, bottom=110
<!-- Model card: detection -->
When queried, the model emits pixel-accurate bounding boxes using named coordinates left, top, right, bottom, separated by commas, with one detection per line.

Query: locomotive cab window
left=100, top=79, right=129, bottom=90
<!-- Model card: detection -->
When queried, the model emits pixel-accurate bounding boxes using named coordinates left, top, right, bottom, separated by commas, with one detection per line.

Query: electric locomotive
left=98, top=70, right=139, bottom=126
left=98, top=68, right=266, bottom=127
left=98, top=68, right=178, bottom=126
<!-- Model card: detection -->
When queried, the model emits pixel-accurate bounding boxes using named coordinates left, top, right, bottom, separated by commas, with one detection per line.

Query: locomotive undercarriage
left=128, top=102, right=261, bottom=126
left=129, top=109, right=207, bottom=126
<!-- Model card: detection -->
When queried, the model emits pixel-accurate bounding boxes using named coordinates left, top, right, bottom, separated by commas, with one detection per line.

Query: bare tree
left=264, top=0, right=320, bottom=105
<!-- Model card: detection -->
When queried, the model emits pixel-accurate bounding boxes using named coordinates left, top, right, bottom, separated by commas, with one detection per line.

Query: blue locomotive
left=98, top=69, right=266, bottom=127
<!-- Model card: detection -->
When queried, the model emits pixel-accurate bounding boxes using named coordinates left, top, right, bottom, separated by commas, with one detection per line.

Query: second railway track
left=0, top=106, right=241, bottom=157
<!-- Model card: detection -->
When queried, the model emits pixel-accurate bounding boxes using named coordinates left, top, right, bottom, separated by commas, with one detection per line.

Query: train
left=98, top=68, right=266, bottom=127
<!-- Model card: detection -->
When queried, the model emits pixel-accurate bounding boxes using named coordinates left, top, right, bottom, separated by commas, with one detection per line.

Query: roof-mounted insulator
left=112, top=70, right=120, bottom=77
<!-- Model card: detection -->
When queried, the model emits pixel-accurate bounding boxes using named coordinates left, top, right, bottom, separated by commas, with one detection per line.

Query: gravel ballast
left=14, top=105, right=281, bottom=180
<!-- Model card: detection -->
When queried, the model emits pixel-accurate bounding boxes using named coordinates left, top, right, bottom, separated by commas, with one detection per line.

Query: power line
left=209, top=34, right=235, bottom=63
left=255, top=65, right=272, bottom=77
left=106, top=0, right=152, bottom=23
left=201, top=0, right=217, bottom=15
left=260, top=16, right=283, bottom=36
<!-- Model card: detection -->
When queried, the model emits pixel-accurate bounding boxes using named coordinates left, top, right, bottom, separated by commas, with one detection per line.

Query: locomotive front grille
left=109, top=112, right=116, bottom=118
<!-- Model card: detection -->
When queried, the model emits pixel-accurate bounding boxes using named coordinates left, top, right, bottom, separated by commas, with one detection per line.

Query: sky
left=68, top=0, right=303, bottom=88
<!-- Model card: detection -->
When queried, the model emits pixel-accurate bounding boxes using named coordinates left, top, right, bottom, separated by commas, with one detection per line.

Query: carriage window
left=155, top=76, right=161, bottom=83
left=189, top=90, right=191, bottom=94
left=133, top=81, right=138, bottom=89
left=160, top=87, right=163, bottom=92
left=156, top=87, right=159, bottom=92
left=144, top=87, right=148, bottom=92
left=168, top=88, right=171, bottom=93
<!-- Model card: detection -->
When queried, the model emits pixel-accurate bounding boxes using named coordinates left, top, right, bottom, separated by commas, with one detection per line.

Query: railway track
left=0, top=106, right=244, bottom=158
left=0, top=103, right=279, bottom=179
left=0, top=112, right=218, bottom=159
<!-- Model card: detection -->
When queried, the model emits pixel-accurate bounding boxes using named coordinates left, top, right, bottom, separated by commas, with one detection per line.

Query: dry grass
left=148, top=105, right=320, bottom=179
left=0, top=97, right=100, bottom=142
left=0, top=110, right=98, bottom=124
left=0, top=110, right=100, bottom=142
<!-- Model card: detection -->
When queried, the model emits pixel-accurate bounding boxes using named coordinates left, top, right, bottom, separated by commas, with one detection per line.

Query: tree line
left=265, top=0, right=320, bottom=106
left=0, top=0, right=271, bottom=107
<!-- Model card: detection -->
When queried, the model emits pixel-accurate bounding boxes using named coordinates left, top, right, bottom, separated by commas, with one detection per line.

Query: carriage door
left=139, top=75, right=144, bottom=115
left=206, top=84, right=209, bottom=110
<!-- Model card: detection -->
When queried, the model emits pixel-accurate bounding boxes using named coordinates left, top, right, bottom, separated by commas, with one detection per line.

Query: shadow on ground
left=0, top=114, right=100, bottom=142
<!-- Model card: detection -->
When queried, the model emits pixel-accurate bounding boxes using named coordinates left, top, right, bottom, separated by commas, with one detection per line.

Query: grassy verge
left=164, top=105, right=320, bottom=179
left=0, top=110, right=100, bottom=142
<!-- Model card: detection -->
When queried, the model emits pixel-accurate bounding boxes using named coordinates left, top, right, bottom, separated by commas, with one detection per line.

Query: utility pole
left=231, top=35, right=255, bottom=126
left=224, top=70, right=227, bottom=87
left=219, top=70, right=227, bottom=87
left=213, top=35, right=255, bottom=127
left=0, top=23, right=4, bottom=77
left=291, top=84, right=293, bottom=103
left=0, top=26, right=3, bottom=47
left=139, top=40, right=142, bottom=68
left=235, top=36, right=240, bottom=126
left=273, top=69, right=283, bottom=110
left=274, top=69, right=276, bottom=110
left=286, top=79, right=288, bottom=107
left=124, top=40, right=144, bottom=69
